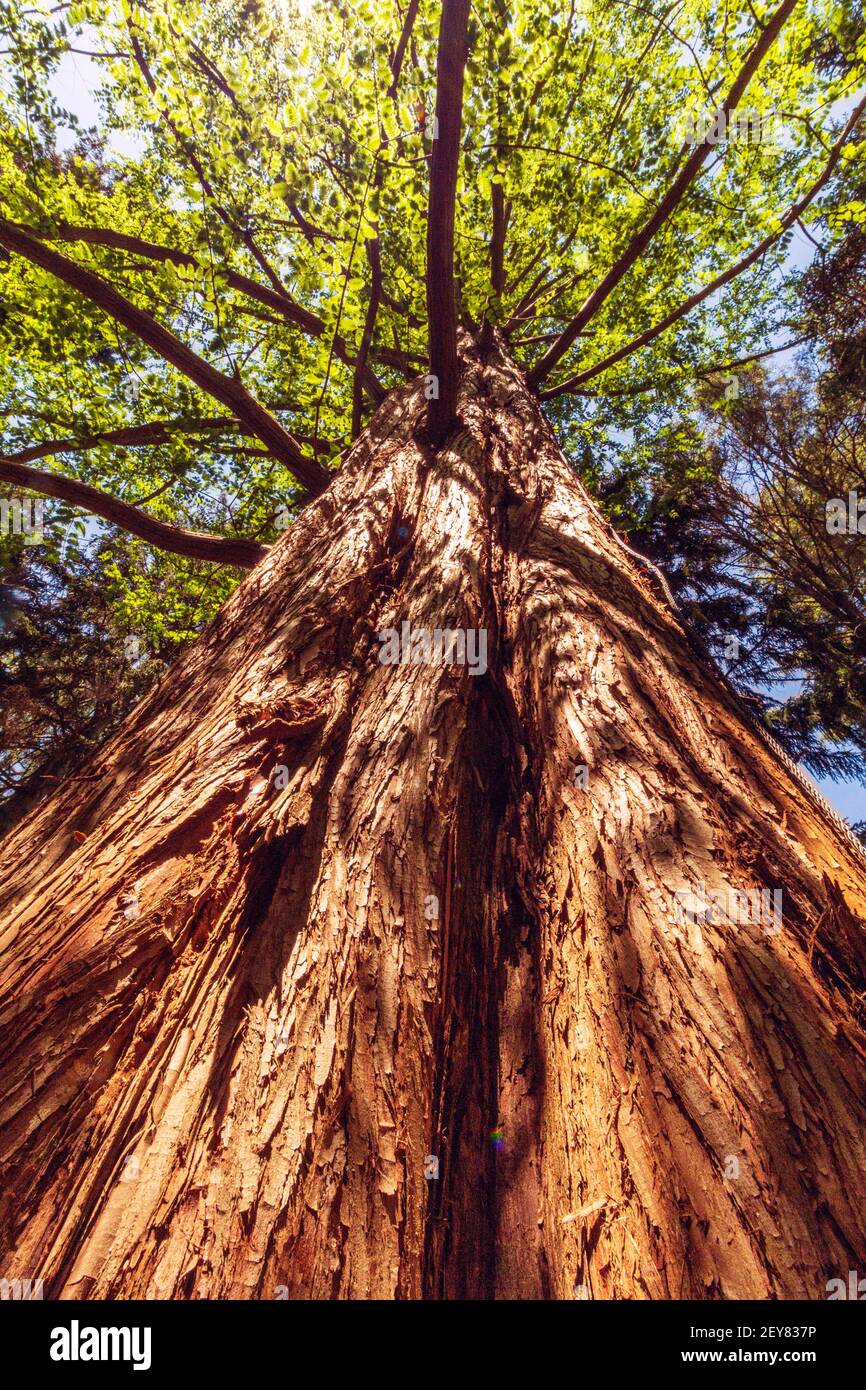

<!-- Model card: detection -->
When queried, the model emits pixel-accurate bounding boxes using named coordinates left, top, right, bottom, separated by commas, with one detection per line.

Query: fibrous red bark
left=1, top=337, right=866, bottom=1300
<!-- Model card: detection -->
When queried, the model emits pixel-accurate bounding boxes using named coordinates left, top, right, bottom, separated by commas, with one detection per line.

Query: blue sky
left=816, top=774, right=865, bottom=824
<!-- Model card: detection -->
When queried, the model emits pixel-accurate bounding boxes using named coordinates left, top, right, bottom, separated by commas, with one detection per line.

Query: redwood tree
left=1, top=0, right=866, bottom=1300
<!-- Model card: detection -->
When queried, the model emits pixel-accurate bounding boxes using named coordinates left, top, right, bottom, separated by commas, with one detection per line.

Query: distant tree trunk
left=2, top=337, right=866, bottom=1300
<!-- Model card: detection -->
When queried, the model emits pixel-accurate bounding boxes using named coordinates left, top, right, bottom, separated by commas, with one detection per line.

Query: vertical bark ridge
left=481, top=344, right=866, bottom=1296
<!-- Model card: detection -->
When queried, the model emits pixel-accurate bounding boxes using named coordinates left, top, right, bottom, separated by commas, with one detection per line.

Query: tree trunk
left=2, top=337, right=866, bottom=1301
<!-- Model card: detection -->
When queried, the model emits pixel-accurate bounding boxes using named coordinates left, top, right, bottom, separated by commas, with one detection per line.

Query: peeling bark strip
left=2, top=339, right=866, bottom=1299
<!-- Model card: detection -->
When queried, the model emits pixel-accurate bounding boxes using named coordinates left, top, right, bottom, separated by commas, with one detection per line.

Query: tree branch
left=425, top=0, right=472, bottom=444
left=526, top=0, right=800, bottom=389
left=2, top=416, right=241, bottom=462
left=490, top=181, right=508, bottom=298
left=562, top=335, right=813, bottom=398
left=0, top=217, right=330, bottom=495
left=695, top=334, right=813, bottom=381
left=159, top=22, right=335, bottom=247
left=503, top=269, right=584, bottom=334
left=352, top=230, right=383, bottom=438
left=388, top=0, right=421, bottom=97
left=28, top=221, right=321, bottom=325
left=354, top=0, right=420, bottom=427
left=540, top=95, right=865, bottom=400
left=24, top=221, right=384, bottom=403
left=503, top=228, right=577, bottom=305
left=5, top=414, right=336, bottom=462
left=127, top=22, right=300, bottom=300
left=0, top=455, right=268, bottom=568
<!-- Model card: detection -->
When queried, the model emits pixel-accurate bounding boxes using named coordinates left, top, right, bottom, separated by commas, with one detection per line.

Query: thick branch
left=0, top=218, right=330, bottom=495
left=540, top=97, right=865, bottom=400
left=375, top=345, right=427, bottom=373
left=526, top=0, right=800, bottom=388
left=0, top=456, right=268, bottom=567
left=388, top=0, right=420, bottom=97
left=425, top=0, right=472, bottom=444
left=490, top=181, right=508, bottom=298
left=352, top=231, right=383, bottom=438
